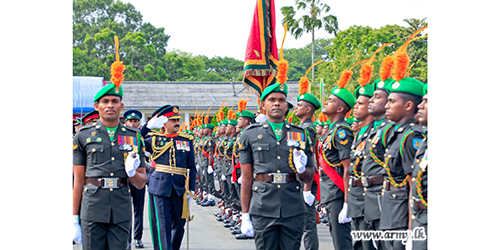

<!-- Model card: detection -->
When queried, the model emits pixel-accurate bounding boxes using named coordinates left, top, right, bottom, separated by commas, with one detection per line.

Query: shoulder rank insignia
left=340, top=139, right=349, bottom=145
left=338, top=129, right=346, bottom=139
left=413, top=138, right=422, bottom=150
left=73, top=144, right=78, bottom=150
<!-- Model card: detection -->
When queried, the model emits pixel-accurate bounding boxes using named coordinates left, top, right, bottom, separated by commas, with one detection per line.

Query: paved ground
left=74, top=188, right=335, bottom=249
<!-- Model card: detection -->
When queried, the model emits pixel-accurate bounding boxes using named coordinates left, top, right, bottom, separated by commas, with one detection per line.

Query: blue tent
left=73, top=76, right=105, bottom=115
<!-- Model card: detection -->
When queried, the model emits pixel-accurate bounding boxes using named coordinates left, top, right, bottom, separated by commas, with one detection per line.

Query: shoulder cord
left=149, top=136, right=174, bottom=162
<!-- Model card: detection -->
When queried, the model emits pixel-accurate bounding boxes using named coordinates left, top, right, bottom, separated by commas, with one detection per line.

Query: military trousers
left=128, top=183, right=145, bottom=242
left=351, top=217, right=376, bottom=250
left=302, top=202, right=319, bottom=250
left=81, top=218, right=130, bottom=250
left=200, top=165, right=215, bottom=194
left=252, top=213, right=305, bottom=250
left=411, top=210, right=427, bottom=250
left=324, top=198, right=353, bottom=250
left=148, top=193, right=186, bottom=250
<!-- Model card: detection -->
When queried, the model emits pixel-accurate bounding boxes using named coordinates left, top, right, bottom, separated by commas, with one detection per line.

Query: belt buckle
left=103, top=178, right=119, bottom=189
left=361, top=176, right=368, bottom=187
left=272, top=173, right=287, bottom=184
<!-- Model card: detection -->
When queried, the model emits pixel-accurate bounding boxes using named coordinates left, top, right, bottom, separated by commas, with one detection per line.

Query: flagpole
left=320, top=78, right=324, bottom=106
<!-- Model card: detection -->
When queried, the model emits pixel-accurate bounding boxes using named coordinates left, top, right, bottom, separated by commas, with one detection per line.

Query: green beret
left=261, top=83, right=288, bottom=102
left=373, top=78, right=395, bottom=93
left=313, top=121, right=318, bottom=126
left=355, top=84, right=375, bottom=99
left=297, top=93, right=321, bottom=110
left=326, top=120, right=332, bottom=126
left=205, top=124, right=215, bottom=129
left=423, top=83, right=428, bottom=95
left=228, top=119, right=238, bottom=126
left=222, top=119, right=228, bottom=125
left=331, top=87, right=356, bottom=109
left=237, top=110, right=255, bottom=119
left=93, top=84, right=123, bottom=102
left=388, top=77, right=424, bottom=97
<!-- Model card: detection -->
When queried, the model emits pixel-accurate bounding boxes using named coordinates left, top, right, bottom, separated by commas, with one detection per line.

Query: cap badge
left=392, top=82, right=400, bottom=89
left=359, top=87, right=365, bottom=94
left=300, top=95, right=304, bottom=99
left=279, top=84, right=285, bottom=91
left=173, top=107, right=179, bottom=113
left=334, top=89, right=340, bottom=94
left=378, top=81, right=385, bottom=88
left=114, top=87, right=120, bottom=93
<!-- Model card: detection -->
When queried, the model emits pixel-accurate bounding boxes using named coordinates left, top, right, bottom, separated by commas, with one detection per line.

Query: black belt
left=255, top=173, right=297, bottom=184
left=85, top=177, right=128, bottom=189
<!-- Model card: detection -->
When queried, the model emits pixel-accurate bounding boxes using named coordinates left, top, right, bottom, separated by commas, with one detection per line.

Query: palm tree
left=281, top=0, right=338, bottom=85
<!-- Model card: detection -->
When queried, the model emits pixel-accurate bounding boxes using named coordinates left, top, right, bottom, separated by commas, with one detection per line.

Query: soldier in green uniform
left=318, top=71, right=355, bottom=250
left=200, top=119, right=216, bottom=206
left=224, top=116, right=240, bottom=202
left=239, top=80, right=315, bottom=250
left=408, top=84, right=427, bottom=250
left=360, top=76, right=396, bottom=250
left=349, top=82, right=377, bottom=250
left=379, top=76, right=424, bottom=250
left=73, top=79, right=147, bottom=249
left=296, top=77, right=322, bottom=250
left=233, top=107, right=255, bottom=199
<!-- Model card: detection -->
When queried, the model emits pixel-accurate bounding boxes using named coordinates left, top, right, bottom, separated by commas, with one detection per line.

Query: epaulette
left=179, top=132, right=194, bottom=140
left=245, top=122, right=262, bottom=130
left=147, top=131, right=164, bottom=137
left=78, top=124, right=94, bottom=131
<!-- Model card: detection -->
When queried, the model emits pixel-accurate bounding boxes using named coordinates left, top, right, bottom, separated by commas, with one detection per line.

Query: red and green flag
left=242, top=0, right=278, bottom=103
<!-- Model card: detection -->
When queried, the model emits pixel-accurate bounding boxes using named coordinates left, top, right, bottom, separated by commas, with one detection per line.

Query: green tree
left=281, top=0, right=339, bottom=84
left=314, top=21, right=427, bottom=101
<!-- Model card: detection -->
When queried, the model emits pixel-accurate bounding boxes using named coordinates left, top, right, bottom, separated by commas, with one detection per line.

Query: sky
left=121, top=0, right=428, bottom=61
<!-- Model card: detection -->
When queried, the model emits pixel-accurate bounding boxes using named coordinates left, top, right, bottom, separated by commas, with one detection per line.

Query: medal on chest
left=286, top=131, right=305, bottom=150
left=118, top=135, right=137, bottom=151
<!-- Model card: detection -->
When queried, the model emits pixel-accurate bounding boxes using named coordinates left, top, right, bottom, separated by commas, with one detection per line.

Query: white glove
left=125, top=151, right=141, bottom=177
left=144, top=151, right=150, bottom=158
left=196, top=164, right=200, bottom=172
left=146, top=115, right=168, bottom=129
left=237, top=176, right=242, bottom=184
left=188, top=190, right=195, bottom=206
left=303, top=191, right=315, bottom=206
left=292, top=149, right=307, bottom=174
left=240, top=213, right=254, bottom=237
left=208, top=165, right=214, bottom=174
left=221, top=174, right=227, bottom=181
left=255, top=114, right=267, bottom=123
left=73, top=215, right=82, bottom=244
left=338, top=203, right=352, bottom=224
left=405, top=235, right=413, bottom=250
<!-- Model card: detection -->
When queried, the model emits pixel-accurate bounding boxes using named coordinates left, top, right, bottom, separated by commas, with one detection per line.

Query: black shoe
left=235, top=233, right=254, bottom=239
left=126, top=242, right=131, bottom=250
left=213, top=190, right=223, bottom=199
left=217, top=213, right=228, bottom=221
left=201, top=199, right=215, bottom=207
left=231, top=228, right=242, bottom=235
left=135, top=240, right=144, bottom=248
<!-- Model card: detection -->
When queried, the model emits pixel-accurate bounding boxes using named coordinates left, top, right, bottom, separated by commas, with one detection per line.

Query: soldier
left=123, top=109, right=146, bottom=249
left=80, top=110, right=100, bottom=126
left=224, top=111, right=240, bottom=203
left=408, top=84, right=427, bottom=250
left=379, top=72, right=424, bottom=249
left=140, top=105, right=197, bottom=250
left=239, top=65, right=316, bottom=250
left=319, top=69, right=356, bottom=250
left=295, top=62, right=323, bottom=250
left=349, top=79, right=376, bottom=250
left=233, top=100, right=255, bottom=199
left=72, top=44, right=147, bottom=249
left=199, top=113, right=216, bottom=206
